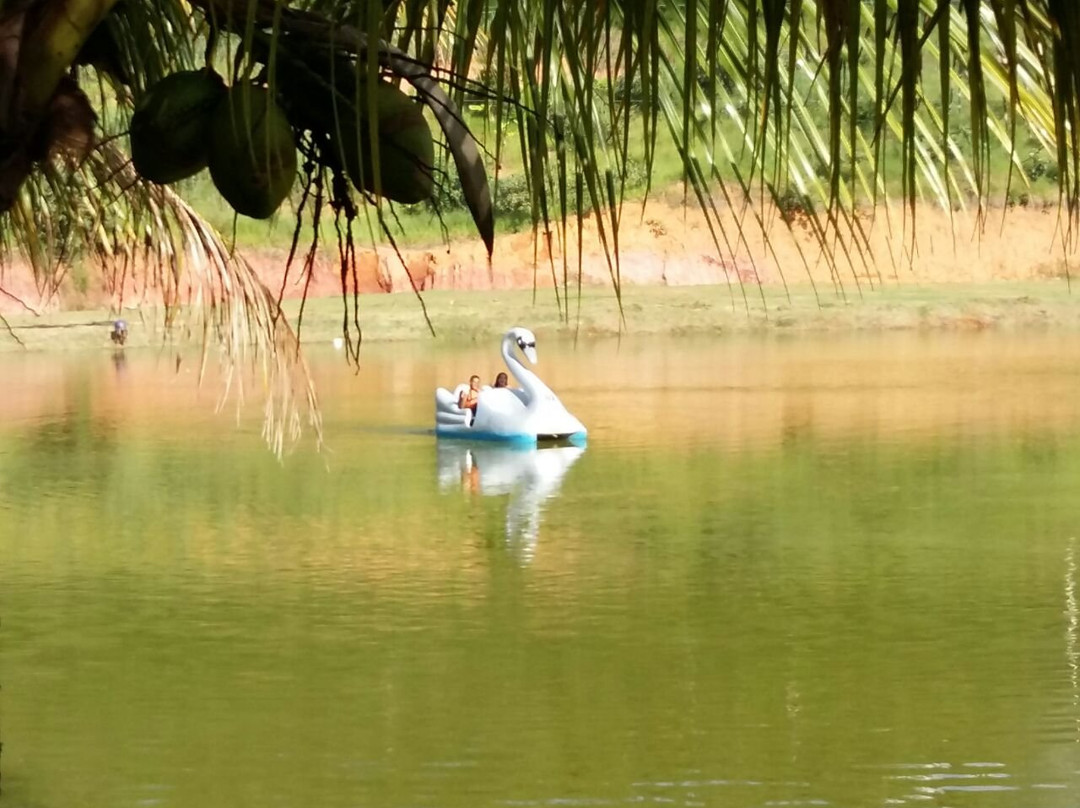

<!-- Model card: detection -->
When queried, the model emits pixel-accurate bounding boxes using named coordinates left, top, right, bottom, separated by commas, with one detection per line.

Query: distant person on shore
left=493, top=372, right=509, bottom=388
left=458, top=375, right=481, bottom=421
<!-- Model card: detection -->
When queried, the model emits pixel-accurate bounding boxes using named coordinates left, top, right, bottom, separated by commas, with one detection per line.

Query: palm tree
left=0, top=0, right=1075, bottom=446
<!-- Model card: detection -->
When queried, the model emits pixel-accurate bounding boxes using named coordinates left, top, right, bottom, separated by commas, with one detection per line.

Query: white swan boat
left=434, top=327, right=587, bottom=444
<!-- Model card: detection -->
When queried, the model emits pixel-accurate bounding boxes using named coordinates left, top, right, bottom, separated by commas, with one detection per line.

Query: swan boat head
left=506, top=327, right=539, bottom=365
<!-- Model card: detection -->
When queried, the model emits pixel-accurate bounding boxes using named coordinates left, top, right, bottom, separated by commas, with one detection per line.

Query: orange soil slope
left=0, top=197, right=1072, bottom=315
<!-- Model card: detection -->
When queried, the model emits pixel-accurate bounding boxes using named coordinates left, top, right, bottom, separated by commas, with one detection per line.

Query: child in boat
left=458, top=375, right=481, bottom=420
left=493, top=372, right=508, bottom=388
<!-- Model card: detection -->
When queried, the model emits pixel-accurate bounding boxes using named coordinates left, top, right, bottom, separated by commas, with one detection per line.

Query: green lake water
left=2, top=332, right=1080, bottom=807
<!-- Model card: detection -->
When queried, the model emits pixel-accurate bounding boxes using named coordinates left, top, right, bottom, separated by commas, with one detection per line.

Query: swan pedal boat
left=435, top=327, right=587, bottom=445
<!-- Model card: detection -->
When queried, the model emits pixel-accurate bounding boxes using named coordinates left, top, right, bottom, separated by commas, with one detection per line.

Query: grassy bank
left=1, top=280, right=1077, bottom=353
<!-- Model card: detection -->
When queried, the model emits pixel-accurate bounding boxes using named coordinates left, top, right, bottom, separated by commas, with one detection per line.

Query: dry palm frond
left=1, top=132, right=323, bottom=456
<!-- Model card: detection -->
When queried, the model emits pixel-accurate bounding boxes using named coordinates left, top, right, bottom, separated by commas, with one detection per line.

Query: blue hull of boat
left=434, top=427, right=587, bottom=447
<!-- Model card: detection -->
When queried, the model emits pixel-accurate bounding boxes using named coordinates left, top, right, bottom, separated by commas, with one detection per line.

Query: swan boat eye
left=518, top=340, right=536, bottom=349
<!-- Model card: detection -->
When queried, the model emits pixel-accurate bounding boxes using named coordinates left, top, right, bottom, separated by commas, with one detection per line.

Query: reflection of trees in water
left=1, top=359, right=122, bottom=499
left=780, top=395, right=815, bottom=447
left=5, top=416, right=1080, bottom=779
left=1066, top=538, right=1079, bottom=744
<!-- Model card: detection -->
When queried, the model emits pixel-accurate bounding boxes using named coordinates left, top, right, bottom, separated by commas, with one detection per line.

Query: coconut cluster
left=129, top=69, right=435, bottom=218
left=336, top=80, right=435, bottom=205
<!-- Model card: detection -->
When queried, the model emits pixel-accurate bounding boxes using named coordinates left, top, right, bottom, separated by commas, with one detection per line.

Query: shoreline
left=1, top=280, right=1077, bottom=353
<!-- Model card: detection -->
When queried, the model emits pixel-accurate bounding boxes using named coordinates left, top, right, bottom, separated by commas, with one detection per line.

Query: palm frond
left=1, top=129, right=322, bottom=454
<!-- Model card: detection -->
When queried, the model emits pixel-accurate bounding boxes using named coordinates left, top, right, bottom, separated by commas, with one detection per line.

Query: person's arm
left=458, top=389, right=468, bottom=408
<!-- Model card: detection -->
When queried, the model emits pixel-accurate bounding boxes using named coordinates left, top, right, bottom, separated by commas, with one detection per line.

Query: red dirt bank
left=0, top=199, right=1072, bottom=316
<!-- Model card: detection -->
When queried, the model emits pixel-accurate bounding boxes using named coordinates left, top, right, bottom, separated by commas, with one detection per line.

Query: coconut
left=130, top=70, right=226, bottom=184
left=208, top=85, right=297, bottom=219
left=339, top=80, right=434, bottom=204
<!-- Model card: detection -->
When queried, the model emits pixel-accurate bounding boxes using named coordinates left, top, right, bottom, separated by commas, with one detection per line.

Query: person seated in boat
left=458, top=375, right=481, bottom=419
left=493, top=372, right=509, bottom=388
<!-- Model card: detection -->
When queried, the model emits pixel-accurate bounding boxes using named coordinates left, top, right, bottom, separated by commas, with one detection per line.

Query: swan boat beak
left=523, top=344, right=538, bottom=364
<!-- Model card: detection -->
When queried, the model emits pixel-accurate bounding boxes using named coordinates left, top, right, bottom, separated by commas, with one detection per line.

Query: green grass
left=179, top=94, right=1058, bottom=255
left=3, top=280, right=1076, bottom=353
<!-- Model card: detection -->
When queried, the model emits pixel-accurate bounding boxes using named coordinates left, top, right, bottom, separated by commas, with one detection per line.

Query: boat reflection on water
left=437, top=442, right=585, bottom=561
